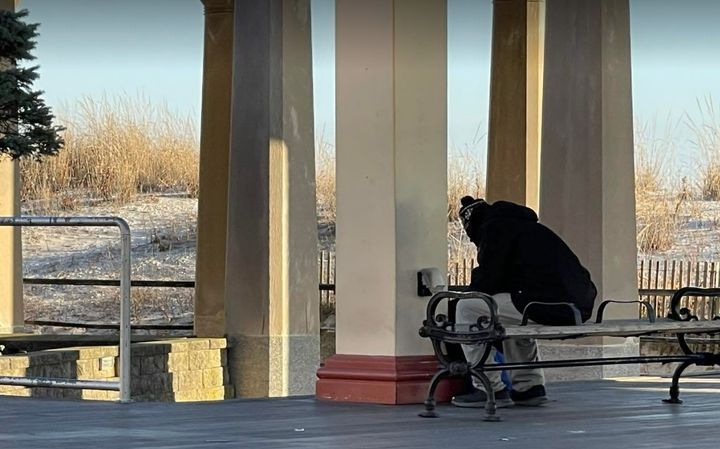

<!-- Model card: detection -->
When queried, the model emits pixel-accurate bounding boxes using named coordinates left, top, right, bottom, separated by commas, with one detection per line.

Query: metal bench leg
left=470, top=368, right=501, bottom=422
left=663, top=361, right=693, bottom=404
left=418, top=369, right=450, bottom=418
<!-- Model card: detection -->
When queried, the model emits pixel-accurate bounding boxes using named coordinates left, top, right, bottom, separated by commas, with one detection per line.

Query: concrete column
left=539, top=0, right=638, bottom=377
left=224, top=0, right=319, bottom=397
left=194, top=0, right=233, bottom=338
left=525, top=0, right=544, bottom=211
left=0, top=0, right=24, bottom=334
left=317, top=0, right=450, bottom=404
left=486, top=0, right=527, bottom=205
left=485, top=0, right=544, bottom=211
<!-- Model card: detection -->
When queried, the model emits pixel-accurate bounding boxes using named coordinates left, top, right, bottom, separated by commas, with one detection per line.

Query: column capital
left=201, top=0, right=233, bottom=15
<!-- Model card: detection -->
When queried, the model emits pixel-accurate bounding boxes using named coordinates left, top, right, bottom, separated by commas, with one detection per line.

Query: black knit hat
left=458, top=196, right=488, bottom=234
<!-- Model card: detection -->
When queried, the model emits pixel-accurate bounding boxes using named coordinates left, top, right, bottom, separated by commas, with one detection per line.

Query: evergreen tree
left=0, top=9, right=63, bottom=160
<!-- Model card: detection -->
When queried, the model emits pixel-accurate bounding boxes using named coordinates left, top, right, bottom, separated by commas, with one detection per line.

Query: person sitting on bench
left=452, top=196, right=597, bottom=408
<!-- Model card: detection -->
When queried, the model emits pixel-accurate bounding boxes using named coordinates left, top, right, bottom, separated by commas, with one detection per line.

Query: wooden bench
left=418, top=287, right=720, bottom=421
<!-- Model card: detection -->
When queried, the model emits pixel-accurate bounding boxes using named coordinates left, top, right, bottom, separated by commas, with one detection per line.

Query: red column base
left=316, top=354, right=466, bottom=404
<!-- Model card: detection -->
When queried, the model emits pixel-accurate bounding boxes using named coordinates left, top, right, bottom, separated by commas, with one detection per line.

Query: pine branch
left=0, top=9, right=63, bottom=159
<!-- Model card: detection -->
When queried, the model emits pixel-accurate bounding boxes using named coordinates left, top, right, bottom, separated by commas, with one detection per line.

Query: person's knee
left=456, top=299, right=486, bottom=322
left=512, top=338, right=537, bottom=349
left=456, top=301, right=472, bottom=321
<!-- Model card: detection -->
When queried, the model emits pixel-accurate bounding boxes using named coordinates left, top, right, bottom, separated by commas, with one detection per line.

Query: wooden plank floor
left=1, top=377, right=720, bottom=448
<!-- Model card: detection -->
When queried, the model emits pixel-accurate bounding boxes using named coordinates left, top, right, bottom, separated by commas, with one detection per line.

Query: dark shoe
left=510, top=385, right=548, bottom=406
left=451, top=387, right=513, bottom=408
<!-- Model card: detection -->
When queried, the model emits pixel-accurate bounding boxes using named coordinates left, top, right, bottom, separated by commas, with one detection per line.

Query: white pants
left=457, top=292, right=545, bottom=393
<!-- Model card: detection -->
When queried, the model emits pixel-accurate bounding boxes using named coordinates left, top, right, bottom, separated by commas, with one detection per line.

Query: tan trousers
left=457, top=292, right=545, bottom=393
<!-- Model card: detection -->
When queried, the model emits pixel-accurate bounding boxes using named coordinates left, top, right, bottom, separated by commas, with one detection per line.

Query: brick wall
left=0, top=338, right=233, bottom=402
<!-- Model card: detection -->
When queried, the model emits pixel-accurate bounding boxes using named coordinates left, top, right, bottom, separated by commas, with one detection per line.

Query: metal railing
left=23, top=278, right=194, bottom=288
left=0, top=216, right=131, bottom=403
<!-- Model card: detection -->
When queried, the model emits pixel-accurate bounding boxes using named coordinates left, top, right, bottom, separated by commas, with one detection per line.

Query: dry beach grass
left=634, top=119, right=686, bottom=253
left=20, top=95, right=199, bottom=209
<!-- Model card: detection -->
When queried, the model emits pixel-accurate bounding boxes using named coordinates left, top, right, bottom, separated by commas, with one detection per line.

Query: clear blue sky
left=22, top=0, right=720, bottom=176
left=24, top=0, right=204, bottom=120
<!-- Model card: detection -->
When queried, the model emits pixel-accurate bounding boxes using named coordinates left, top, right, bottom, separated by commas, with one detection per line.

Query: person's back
left=463, top=198, right=596, bottom=324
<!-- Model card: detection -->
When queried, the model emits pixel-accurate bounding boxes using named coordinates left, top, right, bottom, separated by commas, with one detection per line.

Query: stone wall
left=0, top=338, right=233, bottom=401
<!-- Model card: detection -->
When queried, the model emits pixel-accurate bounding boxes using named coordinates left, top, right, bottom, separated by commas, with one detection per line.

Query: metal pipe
left=25, top=319, right=192, bottom=331
left=0, top=216, right=126, bottom=228
left=0, top=216, right=131, bottom=402
left=23, top=278, right=195, bottom=288
left=480, top=354, right=704, bottom=371
left=0, top=376, right=120, bottom=391
left=118, top=218, right=131, bottom=403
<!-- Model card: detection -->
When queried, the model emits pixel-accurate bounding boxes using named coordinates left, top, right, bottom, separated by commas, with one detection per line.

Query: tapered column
left=194, top=0, right=234, bottom=338
left=316, top=0, right=451, bottom=404
left=525, top=0, right=544, bottom=210
left=0, top=0, right=24, bottom=334
left=486, top=0, right=544, bottom=210
left=539, top=0, right=637, bottom=377
left=224, top=0, right=319, bottom=397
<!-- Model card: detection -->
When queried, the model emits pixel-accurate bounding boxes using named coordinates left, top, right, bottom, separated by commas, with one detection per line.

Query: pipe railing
left=0, top=216, right=131, bottom=403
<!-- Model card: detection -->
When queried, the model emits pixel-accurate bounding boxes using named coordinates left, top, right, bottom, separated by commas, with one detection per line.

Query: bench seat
left=503, top=318, right=720, bottom=340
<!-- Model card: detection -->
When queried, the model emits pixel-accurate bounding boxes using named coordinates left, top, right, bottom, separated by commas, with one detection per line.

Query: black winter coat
left=467, top=201, right=597, bottom=325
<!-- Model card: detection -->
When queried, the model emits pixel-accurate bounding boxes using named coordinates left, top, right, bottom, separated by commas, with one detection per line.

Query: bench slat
left=503, top=319, right=720, bottom=339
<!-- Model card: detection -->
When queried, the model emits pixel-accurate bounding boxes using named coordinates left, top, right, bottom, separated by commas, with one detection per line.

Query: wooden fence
left=318, top=252, right=720, bottom=321
left=318, top=251, right=335, bottom=306
left=637, top=259, right=720, bottom=321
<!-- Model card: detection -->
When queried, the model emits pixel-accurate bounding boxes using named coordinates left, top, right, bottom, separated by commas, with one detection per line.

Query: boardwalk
left=1, top=377, right=719, bottom=448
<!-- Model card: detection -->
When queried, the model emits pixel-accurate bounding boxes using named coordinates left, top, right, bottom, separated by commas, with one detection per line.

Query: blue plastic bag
left=494, top=351, right=512, bottom=390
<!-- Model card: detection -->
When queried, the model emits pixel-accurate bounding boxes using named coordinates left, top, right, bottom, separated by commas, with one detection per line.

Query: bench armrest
left=669, top=287, right=720, bottom=321
left=521, top=302, right=582, bottom=326
left=423, top=291, right=499, bottom=325
left=597, top=300, right=656, bottom=323
left=419, top=291, right=503, bottom=345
